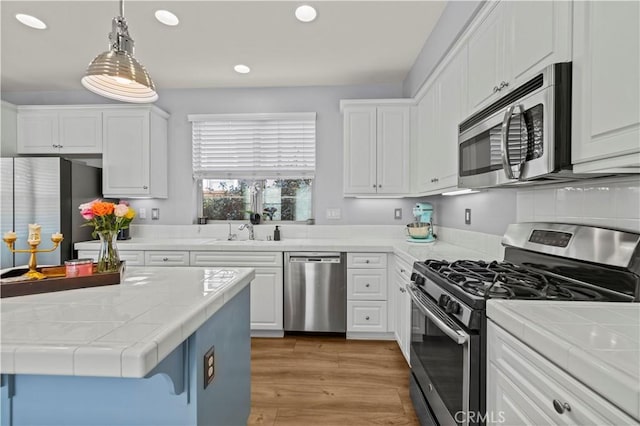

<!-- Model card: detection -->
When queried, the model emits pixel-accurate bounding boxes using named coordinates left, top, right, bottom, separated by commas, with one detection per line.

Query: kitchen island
left=0, top=266, right=254, bottom=426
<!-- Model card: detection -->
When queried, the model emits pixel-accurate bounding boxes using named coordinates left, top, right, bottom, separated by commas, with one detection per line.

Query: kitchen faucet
left=227, top=223, right=237, bottom=241
left=238, top=223, right=255, bottom=240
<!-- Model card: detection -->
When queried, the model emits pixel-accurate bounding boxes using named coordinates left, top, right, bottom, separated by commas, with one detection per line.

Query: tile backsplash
left=517, top=176, right=640, bottom=232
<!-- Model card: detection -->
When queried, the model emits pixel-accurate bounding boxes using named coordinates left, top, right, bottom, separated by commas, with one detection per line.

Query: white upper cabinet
left=571, top=1, right=640, bottom=173
left=376, top=106, right=411, bottom=194
left=412, top=45, right=468, bottom=195
left=467, top=3, right=506, bottom=112
left=342, top=101, right=411, bottom=196
left=102, top=106, right=168, bottom=198
left=467, top=1, right=572, bottom=113
left=343, top=106, right=377, bottom=195
left=17, top=107, right=102, bottom=154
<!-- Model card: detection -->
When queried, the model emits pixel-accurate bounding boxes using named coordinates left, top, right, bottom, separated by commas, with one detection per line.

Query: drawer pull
left=162, top=257, right=169, bottom=261
left=553, top=400, right=571, bottom=414
left=400, top=268, right=405, bottom=273
left=365, top=283, right=370, bottom=288
left=365, top=316, right=370, bottom=320
left=365, top=260, right=370, bottom=264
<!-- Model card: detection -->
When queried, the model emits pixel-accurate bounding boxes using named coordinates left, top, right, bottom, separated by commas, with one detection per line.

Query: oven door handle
left=408, top=287, right=468, bottom=345
left=501, top=103, right=526, bottom=180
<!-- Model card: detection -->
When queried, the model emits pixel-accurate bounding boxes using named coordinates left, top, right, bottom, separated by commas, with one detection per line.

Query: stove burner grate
left=422, top=259, right=606, bottom=301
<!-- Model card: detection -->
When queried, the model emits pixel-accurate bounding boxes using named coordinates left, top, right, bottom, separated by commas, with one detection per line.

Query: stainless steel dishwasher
left=284, top=252, right=346, bottom=332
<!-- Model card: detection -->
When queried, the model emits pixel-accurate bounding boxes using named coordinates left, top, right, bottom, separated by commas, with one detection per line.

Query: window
left=202, top=178, right=312, bottom=221
left=190, top=113, right=316, bottom=222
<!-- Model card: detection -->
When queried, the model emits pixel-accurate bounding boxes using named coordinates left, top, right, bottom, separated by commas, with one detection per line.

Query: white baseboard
left=251, top=329, right=284, bottom=338
left=346, top=331, right=395, bottom=340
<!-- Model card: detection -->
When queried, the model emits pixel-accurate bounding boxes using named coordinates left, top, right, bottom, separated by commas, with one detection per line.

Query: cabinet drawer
left=347, top=252, right=387, bottom=268
left=144, top=251, right=189, bottom=266
left=347, top=301, right=387, bottom=333
left=488, top=322, right=636, bottom=425
left=190, top=251, right=282, bottom=267
left=393, top=255, right=413, bottom=280
left=77, top=250, right=144, bottom=266
left=347, top=269, right=387, bottom=300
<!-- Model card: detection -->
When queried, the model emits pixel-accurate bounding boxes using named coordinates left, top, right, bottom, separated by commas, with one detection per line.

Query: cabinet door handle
left=162, top=257, right=169, bottom=261
left=553, top=400, right=571, bottom=414
left=399, top=287, right=406, bottom=293
left=493, top=86, right=500, bottom=93
left=365, top=316, right=370, bottom=320
left=372, top=184, right=376, bottom=188
left=365, top=283, right=370, bottom=288
left=143, top=185, right=148, bottom=189
left=378, top=184, right=381, bottom=188
left=365, top=260, right=370, bottom=264
left=499, top=81, right=509, bottom=90
left=400, top=268, right=405, bottom=273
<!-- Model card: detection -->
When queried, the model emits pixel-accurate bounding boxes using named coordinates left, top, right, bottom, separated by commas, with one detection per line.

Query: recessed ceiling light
left=15, top=13, right=47, bottom=30
left=154, top=10, right=179, bottom=26
left=234, top=64, right=251, bottom=74
left=295, top=5, right=317, bottom=23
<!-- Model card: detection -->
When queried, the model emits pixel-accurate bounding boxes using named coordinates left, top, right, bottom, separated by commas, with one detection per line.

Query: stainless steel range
left=408, top=222, right=640, bottom=426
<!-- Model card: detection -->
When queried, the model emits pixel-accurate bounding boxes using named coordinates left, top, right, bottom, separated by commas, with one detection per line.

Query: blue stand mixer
left=407, top=203, right=436, bottom=243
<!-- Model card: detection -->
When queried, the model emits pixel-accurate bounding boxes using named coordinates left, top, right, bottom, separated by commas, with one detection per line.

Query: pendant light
left=81, top=0, right=157, bottom=103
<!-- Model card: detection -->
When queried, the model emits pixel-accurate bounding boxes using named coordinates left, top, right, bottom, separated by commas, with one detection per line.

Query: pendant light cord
left=119, top=0, right=125, bottom=17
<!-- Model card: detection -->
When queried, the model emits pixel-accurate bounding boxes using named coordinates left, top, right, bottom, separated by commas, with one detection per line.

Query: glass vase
left=97, top=231, right=120, bottom=273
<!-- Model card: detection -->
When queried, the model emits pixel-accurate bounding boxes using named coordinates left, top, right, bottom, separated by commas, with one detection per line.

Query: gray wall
left=3, top=84, right=421, bottom=225
left=423, top=190, right=517, bottom=236
left=403, top=1, right=483, bottom=98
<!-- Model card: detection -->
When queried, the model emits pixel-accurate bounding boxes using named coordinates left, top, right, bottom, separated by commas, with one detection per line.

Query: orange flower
left=91, top=201, right=115, bottom=217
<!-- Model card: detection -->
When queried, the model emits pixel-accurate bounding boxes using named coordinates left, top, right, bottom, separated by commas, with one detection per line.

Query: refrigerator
left=1, top=157, right=102, bottom=269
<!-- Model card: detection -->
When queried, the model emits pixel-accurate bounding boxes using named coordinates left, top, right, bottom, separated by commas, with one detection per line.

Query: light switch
left=151, top=208, right=160, bottom=220
left=465, top=209, right=471, bottom=225
left=394, top=208, right=402, bottom=220
left=139, top=208, right=147, bottom=219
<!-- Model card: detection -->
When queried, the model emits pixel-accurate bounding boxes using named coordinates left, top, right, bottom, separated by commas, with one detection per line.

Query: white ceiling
left=0, top=1, right=446, bottom=92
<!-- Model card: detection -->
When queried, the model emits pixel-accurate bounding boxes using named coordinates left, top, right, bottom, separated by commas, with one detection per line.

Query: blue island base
left=1, top=286, right=251, bottom=426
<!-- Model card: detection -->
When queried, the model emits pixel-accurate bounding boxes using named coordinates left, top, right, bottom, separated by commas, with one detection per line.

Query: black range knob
left=414, top=275, right=425, bottom=286
left=438, top=294, right=450, bottom=308
left=445, top=300, right=461, bottom=315
left=410, top=272, right=418, bottom=282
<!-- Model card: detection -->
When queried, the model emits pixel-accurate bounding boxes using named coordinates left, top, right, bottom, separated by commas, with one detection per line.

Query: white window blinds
left=189, top=112, right=316, bottom=179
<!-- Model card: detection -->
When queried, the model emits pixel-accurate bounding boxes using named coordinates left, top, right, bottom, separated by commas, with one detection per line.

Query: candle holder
left=3, top=234, right=64, bottom=280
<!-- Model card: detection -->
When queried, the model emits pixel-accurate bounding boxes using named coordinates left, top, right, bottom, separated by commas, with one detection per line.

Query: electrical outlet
left=394, top=208, right=402, bottom=220
left=326, top=208, right=341, bottom=220
left=465, top=208, right=471, bottom=225
left=139, top=208, right=146, bottom=219
left=151, top=208, right=160, bottom=220
left=203, top=346, right=215, bottom=389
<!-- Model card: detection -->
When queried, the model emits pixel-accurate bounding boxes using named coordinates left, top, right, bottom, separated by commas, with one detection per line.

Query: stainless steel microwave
left=458, top=63, right=573, bottom=188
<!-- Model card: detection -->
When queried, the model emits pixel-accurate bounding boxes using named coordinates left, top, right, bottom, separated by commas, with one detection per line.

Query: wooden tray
left=0, top=262, right=124, bottom=298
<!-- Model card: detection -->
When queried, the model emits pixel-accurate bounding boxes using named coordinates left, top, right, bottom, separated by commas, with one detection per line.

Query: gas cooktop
left=415, top=259, right=630, bottom=302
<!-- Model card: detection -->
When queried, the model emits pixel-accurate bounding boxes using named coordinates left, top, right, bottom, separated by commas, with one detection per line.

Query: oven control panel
left=528, top=230, right=572, bottom=247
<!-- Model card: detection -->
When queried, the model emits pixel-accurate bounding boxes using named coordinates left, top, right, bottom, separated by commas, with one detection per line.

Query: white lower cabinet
left=346, top=252, right=389, bottom=338
left=487, top=320, right=635, bottom=425
left=347, top=301, right=387, bottom=333
left=144, top=251, right=189, bottom=266
left=77, top=250, right=145, bottom=266
left=190, top=251, right=284, bottom=333
left=392, top=255, right=412, bottom=364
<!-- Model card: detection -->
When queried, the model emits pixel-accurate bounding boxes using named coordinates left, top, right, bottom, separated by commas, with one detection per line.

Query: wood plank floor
left=248, top=336, right=419, bottom=425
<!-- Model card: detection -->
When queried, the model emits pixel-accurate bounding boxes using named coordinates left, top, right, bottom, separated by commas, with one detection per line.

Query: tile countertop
left=0, top=267, right=255, bottom=378
left=487, top=300, right=640, bottom=420
left=75, top=238, right=494, bottom=264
